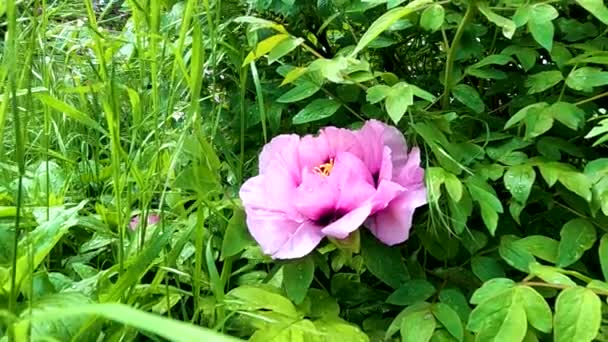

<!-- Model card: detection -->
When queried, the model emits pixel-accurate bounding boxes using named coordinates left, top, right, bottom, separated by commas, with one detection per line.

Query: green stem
left=576, top=91, right=608, bottom=106
left=442, top=3, right=476, bottom=109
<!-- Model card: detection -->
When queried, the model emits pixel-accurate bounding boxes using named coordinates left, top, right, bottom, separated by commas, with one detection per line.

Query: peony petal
left=321, top=127, right=364, bottom=160
left=356, top=120, right=386, bottom=174
left=259, top=134, right=300, bottom=175
left=371, top=179, right=405, bottom=214
left=365, top=187, right=427, bottom=245
left=239, top=175, right=268, bottom=211
left=321, top=202, right=372, bottom=239
left=240, top=166, right=301, bottom=219
left=298, top=134, right=330, bottom=170
left=394, top=147, right=425, bottom=188
left=245, top=209, right=302, bottom=256
left=378, top=121, right=410, bottom=173
left=329, top=152, right=376, bottom=212
left=377, top=146, right=393, bottom=182
left=272, top=221, right=325, bottom=259
left=294, top=169, right=338, bottom=221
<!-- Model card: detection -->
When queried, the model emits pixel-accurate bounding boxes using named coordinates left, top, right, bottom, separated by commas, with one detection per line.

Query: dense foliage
left=1, top=0, right=608, bottom=341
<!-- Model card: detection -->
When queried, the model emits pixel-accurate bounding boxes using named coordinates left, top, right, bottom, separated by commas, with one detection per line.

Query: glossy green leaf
left=504, top=164, right=535, bottom=203
left=385, top=82, right=414, bottom=124
left=352, top=0, right=432, bottom=55
left=243, top=34, right=290, bottom=65
left=516, top=286, right=552, bottom=333
left=528, top=262, right=576, bottom=286
left=292, top=99, right=341, bottom=124
left=575, top=0, right=608, bottom=25
left=467, top=287, right=527, bottom=341
left=362, top=233, right=409, bottom=289
left=431, top=303, right=463, bottom=342
left=525, top=70, right=563, bottom=94
left=420, top=4, right=445, bottom=32
left=499, top=236, right=536, bottom=272
left=277, top=82, right=322, bottom=103
left=566, top=67, right=608, bottom=92
left=477, top=2, right=516, bottom=38
left=557, top=218, right=596, bottom=267
left=401, top=308, right=437, bottom=342
left=544, top=102, right=585, bottom=131
left=452, top=84, right=484, bottom=113
left=267, top=36, right=304, bottom=64
left=387, top=279, right=436, bottom=306
left=283, top=256, right=315, bottom=304
left=554, top=287, right=601, bottom=342
left=471, top=256, right=505, bottom=281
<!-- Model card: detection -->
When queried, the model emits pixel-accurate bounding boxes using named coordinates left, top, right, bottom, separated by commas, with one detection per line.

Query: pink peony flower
left=129, top=214, right=160, bottom=231
left=239, top=120, right=426, bottom=259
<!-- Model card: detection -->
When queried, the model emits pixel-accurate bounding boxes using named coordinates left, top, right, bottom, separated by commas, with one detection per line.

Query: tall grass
left=1, top=0, right=245, bottom=339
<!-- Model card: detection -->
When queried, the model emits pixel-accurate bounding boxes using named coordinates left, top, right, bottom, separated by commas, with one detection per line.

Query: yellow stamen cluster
left=313, top=159, right=334, bottom=176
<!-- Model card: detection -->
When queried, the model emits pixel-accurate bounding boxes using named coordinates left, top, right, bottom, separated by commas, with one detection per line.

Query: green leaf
left=292, top=99, right=341, bottom=124
left=386, top=302, right=432, bottom=339
left=544, top=102, right=585, bottom=131
left=528, top=18, right=554, bottom=52
left=362, top=232, right=409, bottom=289
left=35, top=93, right=107, bottom=135
left=472, top=54, right=515, bottom=69
left=401, top=308, right=437, bottom=342
left=516, top=286, right=552, bottom=333
left=221, top=209, right=253, bottom=259
left=452, top=84, right=484, bottom=113
left=528, top=262, right=576, bottom=286
left=267, top=37, right=304, bottom=64
left=385, top=82, right=414, bottom=124
left=566, top=67, right=608, bottom=92
left=352, top=0, right=432, bottom=55
left=525, top=71, right=563, bottom=94
left=558, top=172, right=592, bottom=201
left=470, top=278, right=515, bottom=305
left=504, top=102, right=549, bottom=130
left=575, top=0, right=608, bottom=25
left=420, top=4, right=445, bottom=32
left=226, top=285, right=298, bottom=317
left=471, top=256, right=505, bottom=281
left=282, top=256, right=315, bottom=304
left=243, top=34, right=290, bottom=65
left=467, top=177, right=503, bottom=235
left=439, top=289, right=472, bottom=323
left=599, top=234, right=608, bottom=281
left=366, top=85, right=391, bottom=104
left=277, top=82, right=322, bottom=103
left=502, top=46, right=538, bottom=71
left=312, top=318, right=370, bottom=342
left=554, top=287, right=601, bottom=342
left=444, top=172, right=463, bottom=202
left=467, top=287, right=527, bottom=341
left=514, top=235, right=559, bottom=263
left=504, top=164, right=535, bottom=203
left=557, top=218, right=596, bottom=267
left=499, top=236, right=536, bottom=272
left=431, top=303, right=464, bottom=342
left=477, top=1, right=516, bottom=38
left=4, top=202, right=87, bottom=294
left=20, top=303, right=240, bottom=342
left=387, top=280, right=436, bottom=306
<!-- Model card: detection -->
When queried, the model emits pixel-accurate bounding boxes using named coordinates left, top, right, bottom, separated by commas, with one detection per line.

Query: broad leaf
left=525, top=70, right=563, bottom=94
left=292, top=99, right=341, bottom=124
left=352, top=0, right=432, bottom=55
left=282, top=256, right=315, bottom=304
left=420, top=4, right=445, bottom=32
left=554, top=287, right=601, bottom=342
left=452, top=84, right=484, bottom=113
left=504, top=164, right=536, bottom=203
left=557, top=218, right=596, bottom=267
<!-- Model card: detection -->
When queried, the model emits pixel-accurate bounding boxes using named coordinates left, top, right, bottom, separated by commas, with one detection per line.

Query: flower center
left=313, top=159, right=334, bottom=177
